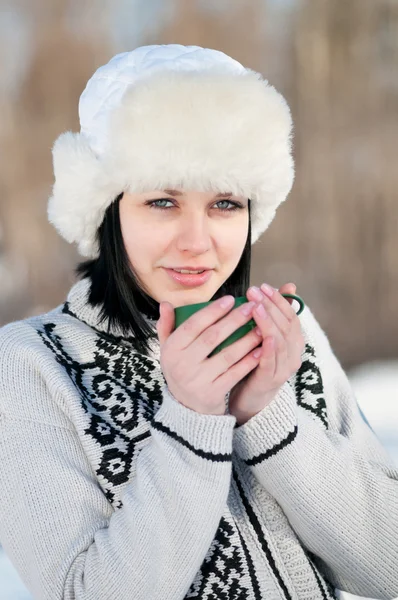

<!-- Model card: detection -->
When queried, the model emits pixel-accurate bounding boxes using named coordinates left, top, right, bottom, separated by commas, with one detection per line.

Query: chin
left=167, top=286, right=219, bottom=308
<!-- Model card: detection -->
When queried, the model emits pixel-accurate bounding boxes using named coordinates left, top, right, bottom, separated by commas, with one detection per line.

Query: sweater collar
left=63, top=278, right=160, bottom=357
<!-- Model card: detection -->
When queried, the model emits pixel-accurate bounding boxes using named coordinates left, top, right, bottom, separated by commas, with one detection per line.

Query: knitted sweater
left=0, top=278, right=397, bottom=600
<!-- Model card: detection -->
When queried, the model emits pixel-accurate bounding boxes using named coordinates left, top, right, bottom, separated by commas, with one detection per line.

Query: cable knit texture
left=0, top=277, right=397, bottom=600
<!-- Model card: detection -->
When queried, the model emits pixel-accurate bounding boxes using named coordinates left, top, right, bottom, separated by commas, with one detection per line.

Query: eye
left=145, top=199, right=244, bottom=212
left=215, top=200, right=242, bottom=212
left=147, top=199, right=174, bottom=210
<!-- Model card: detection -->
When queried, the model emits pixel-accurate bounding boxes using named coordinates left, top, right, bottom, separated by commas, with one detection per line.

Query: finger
left=260, top=283, right=297, bottom=323
left=262, top=294, right=305, bottom=371
left=252, top=302, right=291, bottom=385
left=254, top=293, right=292, bottom=341
left=272, top=329, right=289, bottom=383
left=213, top=342, right=263, bottom=392
left=259, top=293, right=305, bottom=373
left=207, top=327, right=262, bottom=381
left=167, top=295, right=235, bottom=351
left=253, top=307, right=294, bottom=385
left=247, top=283, right=297, bottom=318
left=279, top=283, right=296, bottom=305
left=156, top=302, right=175, bottom=346
left=280, top=282, right=296, bottom=294
left=252, top=285, right=303, bottom=380
left=252, top=302, right=285, bottom=354
left=258, top=335, right=277, bottom=378
left=194, top=301, right=257, bottom=361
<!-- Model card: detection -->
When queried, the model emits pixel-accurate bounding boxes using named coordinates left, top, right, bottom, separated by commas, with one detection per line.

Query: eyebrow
left=163, top=189, right=234, bottom=198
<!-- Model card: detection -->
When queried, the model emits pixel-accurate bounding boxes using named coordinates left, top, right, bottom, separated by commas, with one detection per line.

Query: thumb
left=156, top=301, right=175, bottom=346
left=279, top=282, right=297, bottom=305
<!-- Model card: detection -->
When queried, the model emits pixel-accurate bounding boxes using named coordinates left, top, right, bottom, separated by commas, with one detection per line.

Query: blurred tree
left=288, top=0, right=398, bottom=365
left=0, top=0, right=110, bottom=320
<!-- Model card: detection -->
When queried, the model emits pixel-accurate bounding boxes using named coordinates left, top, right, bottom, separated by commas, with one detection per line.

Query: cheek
left=119, top=208, right=146, bottom=266
left=221, top=220, right=248, bottom=257
left=123, top=226, right=149, bottom=270
left=121, top=216, right=167, bottom=274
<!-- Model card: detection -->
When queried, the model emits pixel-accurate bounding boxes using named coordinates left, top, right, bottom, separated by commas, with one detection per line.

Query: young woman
left=0, top=45, right=397, bottom=600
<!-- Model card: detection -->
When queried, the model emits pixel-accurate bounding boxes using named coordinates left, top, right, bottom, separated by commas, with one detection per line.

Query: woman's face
left=119, top=189, right=249, bottom=307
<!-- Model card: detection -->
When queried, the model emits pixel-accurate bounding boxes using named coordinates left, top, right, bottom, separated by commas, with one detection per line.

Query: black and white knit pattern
left=29, top=291, right=338, bottom=599
left=3, top=279, right=395, bottom=599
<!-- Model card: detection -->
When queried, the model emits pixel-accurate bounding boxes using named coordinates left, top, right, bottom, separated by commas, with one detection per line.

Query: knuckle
left=220, top=348, right=234, bottom=368
left=181, top=318, right=195, bottom=334
left=250, top=331, right=262, bottom=346
left=202, top=326, right=220, bottom=348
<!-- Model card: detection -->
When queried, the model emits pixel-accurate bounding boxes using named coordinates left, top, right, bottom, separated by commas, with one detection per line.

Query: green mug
left=174, top=293, right=305, bottom=357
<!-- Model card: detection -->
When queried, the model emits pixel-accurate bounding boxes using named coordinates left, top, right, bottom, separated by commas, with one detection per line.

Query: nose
left=175, top=214, right=212, bottom=254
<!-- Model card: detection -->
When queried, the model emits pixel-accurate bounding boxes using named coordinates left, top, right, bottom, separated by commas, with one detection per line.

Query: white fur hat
left=48, top=44, right=295, bottom=258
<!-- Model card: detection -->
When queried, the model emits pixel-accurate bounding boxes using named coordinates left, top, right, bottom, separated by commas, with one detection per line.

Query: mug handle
left=281, top=293, right=305, bottom=316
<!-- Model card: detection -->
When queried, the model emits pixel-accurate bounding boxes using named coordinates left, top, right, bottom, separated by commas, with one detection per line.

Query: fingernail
left=255, top=303, right=267, bottom=318
left=241, top=301, right=256, bottom=316
left=249, top=286, right=263, bottom=301
left=220, top=295, right=234, bottom=308
left=261, top=283, right=274, bottom=297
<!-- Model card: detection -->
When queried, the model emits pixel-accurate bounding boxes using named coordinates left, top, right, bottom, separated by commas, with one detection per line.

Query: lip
left=166, top=266, right=212, bottom=271
left=163, top=267, right=213, bottom=287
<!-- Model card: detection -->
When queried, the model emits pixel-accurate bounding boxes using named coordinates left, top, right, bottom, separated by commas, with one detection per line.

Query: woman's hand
left=156, top=295, right=266, bottom=416
left=228, top=283, right=305, bottom=425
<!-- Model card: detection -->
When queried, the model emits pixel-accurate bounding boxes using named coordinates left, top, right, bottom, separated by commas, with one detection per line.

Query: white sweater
left=0, top=277, right=397, bottom=600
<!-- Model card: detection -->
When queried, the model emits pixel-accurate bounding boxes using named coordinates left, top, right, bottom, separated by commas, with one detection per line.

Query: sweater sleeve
left=0, top=331, right=236, bottom=600
left=232, top=306, right=398, bottom=600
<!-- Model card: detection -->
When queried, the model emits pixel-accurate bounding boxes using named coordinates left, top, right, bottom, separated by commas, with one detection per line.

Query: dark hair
left=76, top=193, right=252, bottom=355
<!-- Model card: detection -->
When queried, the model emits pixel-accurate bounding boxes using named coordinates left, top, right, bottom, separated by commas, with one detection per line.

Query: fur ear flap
left=48, top=132, right=118, bottom=258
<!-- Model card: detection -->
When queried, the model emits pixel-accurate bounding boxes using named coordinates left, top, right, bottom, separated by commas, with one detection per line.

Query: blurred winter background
left=0, top=0, right=397, bottom=598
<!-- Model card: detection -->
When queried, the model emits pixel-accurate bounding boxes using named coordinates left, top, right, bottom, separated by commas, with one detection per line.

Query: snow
left=1, top=361, right=397, bottom=599
left=348, top=360, right=398, bottom=468
left=0, top=551, right=31, bottom=599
